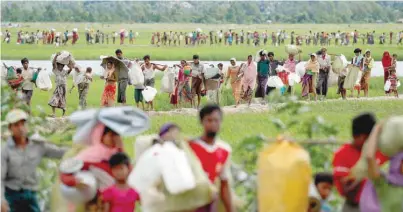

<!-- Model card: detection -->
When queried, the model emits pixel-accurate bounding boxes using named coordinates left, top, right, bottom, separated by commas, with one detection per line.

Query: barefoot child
left=387, top=69, right=399, bottom=98
left=102, top=152, right=140, bottom=212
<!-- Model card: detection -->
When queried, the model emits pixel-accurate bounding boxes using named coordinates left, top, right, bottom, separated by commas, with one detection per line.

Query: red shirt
left=189, top=139, right=231, bottom=183
left=332, top=143, right=388, bottom=203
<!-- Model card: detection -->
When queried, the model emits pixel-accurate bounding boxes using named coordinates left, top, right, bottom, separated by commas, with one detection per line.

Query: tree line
left=1, top=1, right=402, bottom=24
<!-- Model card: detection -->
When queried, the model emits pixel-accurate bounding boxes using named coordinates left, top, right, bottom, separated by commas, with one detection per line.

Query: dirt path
left=147, top=95, right=402, bottom=116
left=46, top=96, right=402, bottom=122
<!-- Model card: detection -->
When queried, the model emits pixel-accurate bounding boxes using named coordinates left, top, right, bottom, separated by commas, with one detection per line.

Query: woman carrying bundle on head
left=48, top=53, right=74, bottom=117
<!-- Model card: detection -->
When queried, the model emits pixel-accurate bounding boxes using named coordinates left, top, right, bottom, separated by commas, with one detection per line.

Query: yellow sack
left=257, top=139, right=312, bottom=212
left=50, top=144, right=87, bottom=212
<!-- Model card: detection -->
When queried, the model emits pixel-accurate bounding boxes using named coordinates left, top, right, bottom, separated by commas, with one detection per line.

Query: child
left=70, top=67, right=93, bottom=109
left=102, top=152, right=140, bottom=212
left=9, top=68, right=24, bottom=91
left=308, top=172, right=334, bottom=212
left=387, top=69, right=399, bottom=98
left=170, top=77, right=179, bottom=109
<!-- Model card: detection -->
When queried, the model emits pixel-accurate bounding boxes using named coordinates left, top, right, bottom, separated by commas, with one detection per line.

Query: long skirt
left=255, top=76, right=268, bottom=98
left=48, top=84, right=67, bottom=109
left=384, top=69, right=390, bottom=94
left=191, top=77, right=203, bottom=95
left=117, top=79, right=128, bottom=103
left=170, top=85, right=179, bottom=105
left=316, top=70, right=329, bottom=96
left=178, top=81, right=192, bottom=102
left=101, top=83, right=116, bottom=106
left=359, top=71, right=371, bottom=91
left=337, top=76, right=346, bottom=94
left=301, top=74, right=315, bottom=97
left=241, top=85, right=254, bottom=102
left=231, top=80, right=242, bottom=103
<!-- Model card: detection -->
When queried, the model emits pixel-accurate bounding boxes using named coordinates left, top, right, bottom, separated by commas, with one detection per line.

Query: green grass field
left=32, top=75, right=403, bottom=157
left=28, top=75, right=403, bottom=116
left=2, top=23, right=403, bottom=60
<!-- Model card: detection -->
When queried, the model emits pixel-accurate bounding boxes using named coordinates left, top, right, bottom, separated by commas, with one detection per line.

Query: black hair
left=16, top=68, right=22, bottom=74
left=268, top=52, right=274, bottom=57
left=199, top=104, right=222, bottom=121
left=352, top=112, right=376, bottom=136
left=21, top=58, right=29, bottom=65
left=217, top=63, right=223, bottom=67
left=143, top=55, right=150, bottom=60
left=115, top=49, right=122, bottom=54
left=86, top=67, right=92, bottom=73
left=108, top=152, right=130, bottom=168
left=354, top=48, right=362, bottom=53
left=393, top=54, right=397, bottom=57
left=103, top=126, right=117, bottom=136
left=193, top=55, right=199, bottom=60
left=314, top=172, right=333, bottom=186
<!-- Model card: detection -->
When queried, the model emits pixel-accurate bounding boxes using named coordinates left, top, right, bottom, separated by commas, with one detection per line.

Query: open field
left=2, top=23, right=403, bottom=60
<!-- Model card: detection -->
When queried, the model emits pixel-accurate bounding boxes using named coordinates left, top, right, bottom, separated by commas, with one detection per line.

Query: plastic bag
left=328, top=69, right=339, bottom=87
left=384, top=80, right=391, bottom=91
left=129, top=62, right=144, bottom=86
left=204, top=67, right=220, bottom=79
left=160, top=70, right=175, bottom=93
left=142, top=86, right=157, bottom=102
left=161, top=140, right=215, bottom=211
left=288, top=73, right=301, bottom=86
left=332, top=54, right=348, bottom=72
left=36, top=71, right=53, bottom=91
left=51, top=51, right=74, bottom=65
left=31, top=71, right=39, bottom=82
left=7, top=67, right=16, bottom=80
left=267, top=76, right=284, bottom=89
left=351, top=142, right=371, bottom=181
left=397, top=81, right=401, bottom=88
left=159, top=142, right=196, bottom=194
left=296, top=62, right=306, bottom=77
left=60, top=171, right=98, bottom=204
left=379, top=116, right=403, bottom=157
left=258, top=138, right=312, bottom=212
left=285, top=45, right=300, bottom=55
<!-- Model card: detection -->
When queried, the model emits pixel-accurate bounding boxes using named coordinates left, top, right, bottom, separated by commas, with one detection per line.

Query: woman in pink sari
left=241, top=55, right=257, bottom=106
left=381, top=51, right=392, bottom=94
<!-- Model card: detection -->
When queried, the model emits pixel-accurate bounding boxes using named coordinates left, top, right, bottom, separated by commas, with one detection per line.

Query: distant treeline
left=1, top=1, right=403, bottom=24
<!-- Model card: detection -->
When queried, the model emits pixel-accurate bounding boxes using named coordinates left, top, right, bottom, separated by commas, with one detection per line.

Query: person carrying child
left=70, top=66, right=93, bottom=109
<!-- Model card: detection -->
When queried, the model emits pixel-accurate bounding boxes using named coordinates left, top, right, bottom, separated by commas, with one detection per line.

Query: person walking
left=381, top=51, right=393, bottom=95
left=20, top=58, right=35, bottom=106
left=316, top=48, right=332, bottom=100
left=70, top=66, right=93, bottom=109
left=48, top=53, right=73, bottom=117
left=115, top=49, right=131, bottom=105
left=1, top=109, right=67, bottom=212
left=190, top=55, right=206, bottom=109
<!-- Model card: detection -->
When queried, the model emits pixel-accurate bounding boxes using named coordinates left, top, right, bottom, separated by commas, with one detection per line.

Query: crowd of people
left=150, top=29, right=403, bottom=47
left=3, top=28, right=403, bottom=47
left=2, top=45, right=400, bottom=118
left=2, top=103, right=402, bottom=212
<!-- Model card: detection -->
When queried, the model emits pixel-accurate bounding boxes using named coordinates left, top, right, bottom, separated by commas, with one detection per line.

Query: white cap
left=6, top=109, right=28, bottom=125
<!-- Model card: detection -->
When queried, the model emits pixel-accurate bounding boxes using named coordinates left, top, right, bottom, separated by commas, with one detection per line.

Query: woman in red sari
left=382, top=51, right=393, bottom=94
left=101, top=61, right=117, bottom=106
